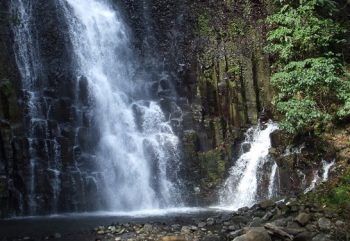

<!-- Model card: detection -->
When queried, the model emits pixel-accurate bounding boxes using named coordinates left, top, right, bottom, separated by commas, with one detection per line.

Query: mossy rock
left=199, top=149, right=227, bottom=185
left=0, top=79, right=20, bottom=121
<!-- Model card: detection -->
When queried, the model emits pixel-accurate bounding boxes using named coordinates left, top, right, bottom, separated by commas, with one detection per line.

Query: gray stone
left=53, top=233, right=62, bottom=239
left=294, top=232, right=313, bottom=241
left=231, top=216, right=249, bottom=225
left=233, top=236, right=248, bottom=241
left=143, top=224, right=153, bottom=233
left=249, top=217, right=263, bottom=227
left=229, top=229, right=243, bottom=239
left=180, top=226, right=191, bottom=234
left=233, top=228, right=272, bottom=241
left=312, top=233, right=332, bottom=241
left=190, top=225, right=198, bottom=231
left=207, top=217, right=215, bottom=225
left=287, top=221, right=302, bottom=229
left=201, top=234, right=220, bottom=241
left=198, top=222, right=206, bottom=228
left=228, top=224, right=240, bottom=231
left=272, top=218, right=288, bottom=227
left=259, top=200, right=275, bottom=209
left=295, top=213, right=311, bottom=226
left=305, top=223, right=317, bottom=232
left=262, top=211, right=274, bottom=221
left=335, top=220, right=345, bottom=227
left=318, top=217, right=331, bottom=231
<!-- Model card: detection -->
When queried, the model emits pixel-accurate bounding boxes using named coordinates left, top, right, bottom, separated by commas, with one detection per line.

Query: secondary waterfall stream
left=218, top=122, right=279, bottom=210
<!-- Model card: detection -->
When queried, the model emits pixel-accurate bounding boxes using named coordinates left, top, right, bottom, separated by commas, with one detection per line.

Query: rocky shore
left=2, top=197, right=349, bottom=241
left=92, top=199, right=349, bottom=241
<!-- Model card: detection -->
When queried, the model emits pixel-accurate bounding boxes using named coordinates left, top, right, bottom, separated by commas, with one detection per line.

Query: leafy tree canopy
left=266, top=0, right=350, bottom=134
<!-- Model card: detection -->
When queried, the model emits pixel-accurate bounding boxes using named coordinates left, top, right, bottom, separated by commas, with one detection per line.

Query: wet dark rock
left=295, top=213, right=311, bottom=226
left=317, top=217, right=331, bottom=231
left=231, top=216, right=250, bottom=225
left=197, top=222, right=206, bottom=228
left=229, top=229, right=244, bottom=239
left=287, top=221, right=302, bottom=229
left=259, top=200, right=275, bottom=210
left=249, top=217, right=263, bottom=227
left=206, top=217, right=215, bottom=226
left=294, top=231, right=313, bottom=241
left=312, top=233, right=332, bottom=241
left=233, top=228, right=272, bottom=241
left=201, top=234, right=220, bottom=241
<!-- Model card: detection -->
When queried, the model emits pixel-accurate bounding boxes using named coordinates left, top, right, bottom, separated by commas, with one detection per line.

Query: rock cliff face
left=115, top=0, right=276, bottom=204
left=0, top=0, right=24, bottom=218
left=0, top=0, right=338, bottom=217
left=0, top=0, right=98, bottom=216
left=0, top=0, right=275, bottom=216
left=176, top=0, right=275, bottom=202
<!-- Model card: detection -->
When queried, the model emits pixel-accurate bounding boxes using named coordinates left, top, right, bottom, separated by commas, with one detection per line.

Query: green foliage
left=302, top=169, right=350, bottom=215
left=266, top=2, right=344, bottom=63
left=266, top=0, right=350, bottom=134
left=198, top=13, right=214, bottom=37
left=276, top=97, right=329, bottom=133
left=327, top=171, right=350, bottom=206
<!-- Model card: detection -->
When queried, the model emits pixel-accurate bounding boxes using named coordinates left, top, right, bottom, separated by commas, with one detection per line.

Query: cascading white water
left=12, top=0, right=63, bottom=215
left=11, top=0, right=38, bottom=215
left=304, top=160, right=335, bottom=193
left=59, top=0, right=181, bottom=211
left=268, top=162, right=278, bottom=198
left=322, top=160, right=335, bottom=181
left=218, top=122, right=278, bottom=209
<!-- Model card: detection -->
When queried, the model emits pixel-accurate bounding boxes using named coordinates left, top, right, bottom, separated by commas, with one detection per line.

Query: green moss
left=182, top=130, right=200, bottom=162
left=302, top=168, right=350, bottom=215
left=197, top=13, right=214, bottom=37
left=327, top=171, right=350, bottom=206
left=199, top=148, right=227, bottom=185
left=0, top=79, right=21, bottom=121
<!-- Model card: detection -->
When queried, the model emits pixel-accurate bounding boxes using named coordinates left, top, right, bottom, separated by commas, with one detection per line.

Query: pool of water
left=0, top=207, right=230, bottom=239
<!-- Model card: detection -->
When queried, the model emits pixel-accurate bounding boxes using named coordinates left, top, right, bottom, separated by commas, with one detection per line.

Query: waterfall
left=58, top=0, right=182, bottom=211
left=322, top=160, right=335, bottom=181
left=11, top=0, right=63, bottom=215
left=218, top=121, right=278, bottom=209
left=268, top=162, right=278, bottom=198
left=304, top=160, right=335, bottom=193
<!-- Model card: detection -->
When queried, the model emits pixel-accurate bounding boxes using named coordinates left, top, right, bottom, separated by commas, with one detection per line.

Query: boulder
left=317, top=217, right=331, bottom=231
left=233, top=228, right=272, bottom=241
left=312, top=233, right=332, bottom=241
left=143, top=224, right=153, bottom=233
left=264, top=223, right=293, bottom=240
left=295, top=213, right=311, bottom=226
left=249, top=217, right=263, bottom=227
left=206, top=217, right=215, bottom=225
left=159, top=236, right=186, bottom=241
left=201, top=234, right=220, bottom=241
left=259, top=200, right=275, bottom=209
left=231, top=216, right=249, bottom=225
left=228, top=229, right=243, bottom=239
left=197, top=222, right=206, bottom=228
left=233, top=236, right=248, bottom=241
left=294, top=232, right=313, bottom=241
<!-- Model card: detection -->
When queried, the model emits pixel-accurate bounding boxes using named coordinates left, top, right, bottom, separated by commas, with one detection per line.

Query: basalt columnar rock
left=0, top=0, right=276, bottom=216
left=0, top=0, right=346, bottom=217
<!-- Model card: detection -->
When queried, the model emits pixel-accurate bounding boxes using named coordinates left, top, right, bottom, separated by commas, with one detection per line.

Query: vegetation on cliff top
left=266, top=0, right=350, bottom=134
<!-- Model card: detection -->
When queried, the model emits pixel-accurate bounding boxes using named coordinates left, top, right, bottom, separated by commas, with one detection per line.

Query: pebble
left=198, top=222, right=206, bottom=228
